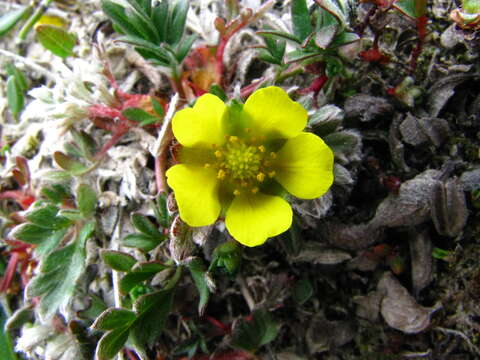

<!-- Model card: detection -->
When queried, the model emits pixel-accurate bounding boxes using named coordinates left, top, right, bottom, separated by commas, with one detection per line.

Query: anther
left=229, top=136, right=239, bottom=142
left=270, top=152, right=276, bottom=159
left=256, top=173, right=265, bottom=182
left=204, top=163, right=211, bottom=168
left=258, top=145, right=266, bottom=153
left=214, top=150, right=222, bottom=158
left=233, top=189, right=241, bottom=196
left=217, top=169, right=226, bottom=180
left=268, top=171, right=276, bottom=178
left=251, top=187, right=259, bottom=194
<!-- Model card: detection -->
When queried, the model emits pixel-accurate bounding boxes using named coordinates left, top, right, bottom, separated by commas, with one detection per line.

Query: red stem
left=215, top=21, right=249, bottom=87
left=93, top=128, right=130, bottom=161
left=410, top=15, right=428, bottom=73
left=0, top=252, right=19, bottom=292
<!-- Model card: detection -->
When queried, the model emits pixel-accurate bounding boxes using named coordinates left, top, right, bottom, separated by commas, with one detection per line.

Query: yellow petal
left=242, top=86, right=307, bottom=139
left=273, top=132, right=334, bottom=199
left=166, top=164, right=221, bottom=226
left=172, top=94, right=227, bottom=148
left=225, top=193, right=292, bottom=247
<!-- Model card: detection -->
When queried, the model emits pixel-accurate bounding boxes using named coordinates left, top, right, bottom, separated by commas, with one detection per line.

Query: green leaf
left=231, top=309, right=280, bottom=351
left=7, top=75, right=24, bottom=120
left=257, top=30, right=302, bottom=44
left=314, top=10, right=339, bottom=49
left=330, top=31, right=360, bottom=48
left=131, top=213, right=162, bottom=237
left=95, top=326, right=131, bottom=360
left=0, top=305, right=18, bottom=360
left=151, top=98, right=165, bottom=117
left=152, top=0, right=169, bottom=42
left=120, top=261, right=169, bottom=293
left=187, top=258, right=210, bottom=316
left=316, top=0, right=347, bottom=29
left=36, top=25, right=77, bottom=58
left=393, top=0, right=427, bottom=18
left=101, top=250, right=137, bottom=272
left=207, top=84, right=227, bottom=102
left=12, top=223, right=66, bottom=250
left=53, top=151, right=88, bottom=175
left=292, top=278, right=313, bottom=305
left=209, top=241, right=242, bottom=275
left=131, top=289, right=174, bottom=346
left=119, top=35, right=172, bottom=63
left=0, top=6, right=31, bottom=37
left=26, top=221, right=95, bottom=319
left=58, top=209, right=84, bottom=221
left=123, top=6, right=159, bottom=43
left=175, top=33, right=197, bottom=63
left=291, top=0, right=312, bottom=41
left=167, top=0, right=189, bottom=46
left=76, top=184, right=97, bottom=218
left=123, top=233, right=163, bottom=252
left=122, top=107, right=161, bottom=126
left=92, top=308, right=137, bottom=331
left=286, top=49, right=321, bottom=64
left=41, top=184, right=71, bottom=204
left=102, top=0, right=143, bottom=38
left=154, top=193, right=170, bottom=228
left=70, top=129, right=97, bottom=160
left=6, top=63, right=29, bottom=92
left=26, top=204, right=72, bottom=229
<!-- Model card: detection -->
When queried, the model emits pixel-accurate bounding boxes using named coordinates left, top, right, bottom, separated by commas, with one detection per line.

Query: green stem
left=17, top=0, right=54, bottom=42
left=165, top=266, right=182, bottom=290
left=275, top=66, right=303, bottom=83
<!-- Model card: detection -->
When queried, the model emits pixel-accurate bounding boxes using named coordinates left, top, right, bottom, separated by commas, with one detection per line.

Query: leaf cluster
left=258, top=0, right=359, bottom=77
left=11, top=185, right=97, bottom=319
left=93, top=288, right=174, bottom=360
left=122, top=196, right=169, bottom=252
left=6, top=63, right=28, bottom=120
left=102, top=0, right=195, bottom=68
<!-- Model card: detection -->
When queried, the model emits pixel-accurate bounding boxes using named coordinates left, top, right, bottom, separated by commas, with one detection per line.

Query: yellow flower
left=166, top=86, right=334, bottom=247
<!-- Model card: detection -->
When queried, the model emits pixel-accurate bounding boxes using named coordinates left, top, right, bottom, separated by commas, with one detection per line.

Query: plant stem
left=17, top=0, right=54, bottom=42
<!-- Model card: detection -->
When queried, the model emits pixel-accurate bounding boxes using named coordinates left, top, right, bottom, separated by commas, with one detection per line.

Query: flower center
left=207, top=135, right=277, bottom=196
left=223, top=140, right=261, bottom=180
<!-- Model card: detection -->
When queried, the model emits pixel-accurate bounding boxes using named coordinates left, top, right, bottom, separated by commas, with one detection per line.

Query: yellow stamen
left=258, top=145, right=266, bottom=153
left=204, top=163, right=211, bottom=168
left=217, top=169, right=226, bottom=180
left=229, top=136, right=239, bottom=142
left=215, top=150, right=223, bottom=158
left=268, top=171, right=276, bottom=178
left=233, top=189, right=241, bottom=196
left=256, top=172, right=265, bottom=182
left=270, top=152, right=277, bottom=159
left=251, top=187, right=259, bottom=194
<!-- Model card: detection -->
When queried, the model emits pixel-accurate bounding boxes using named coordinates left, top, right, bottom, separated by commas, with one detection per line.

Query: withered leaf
left=344, top=94, right=393, bottom=122
left=291, top=242, right=351, bottom=265
left=430, top=178, right=468, bottom=237
left=322, top=222, right=384, bottom=251
left=409, top=230, right=433, bottom=294
left=378, top=272, right=437, bottom=334
left=369, top=170, right=441, bottom=228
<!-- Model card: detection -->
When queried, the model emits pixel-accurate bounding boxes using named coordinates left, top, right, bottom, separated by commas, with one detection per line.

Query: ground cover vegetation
left=0, top=0, right=480, bottom=359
